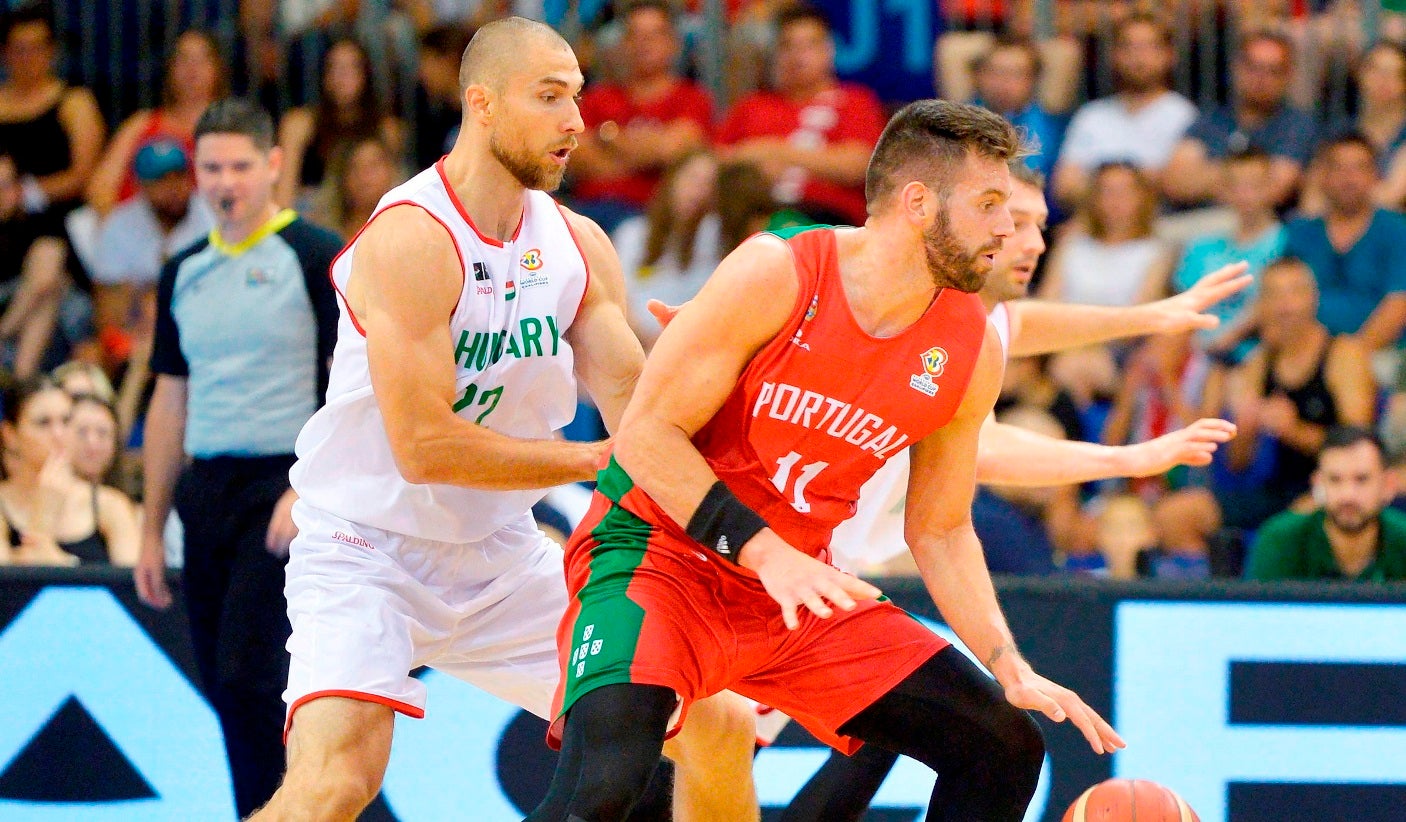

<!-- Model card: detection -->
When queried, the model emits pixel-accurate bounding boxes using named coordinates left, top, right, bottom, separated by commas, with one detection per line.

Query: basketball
left=1062, top=779, right=1200, bottom=822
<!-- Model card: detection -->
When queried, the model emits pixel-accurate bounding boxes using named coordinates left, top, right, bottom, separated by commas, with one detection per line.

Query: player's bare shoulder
left=345, top=203, right=462, bottom=320
left=556, top=204, right=627, bottom=306
left=698, top=231, right=800, bottom=334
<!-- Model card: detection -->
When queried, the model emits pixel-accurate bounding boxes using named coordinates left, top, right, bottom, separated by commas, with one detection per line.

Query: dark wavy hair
left=864, top=99, right=1026, bottom=211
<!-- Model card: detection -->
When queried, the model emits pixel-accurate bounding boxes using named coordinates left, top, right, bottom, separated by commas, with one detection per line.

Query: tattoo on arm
left=987, top=642, right=1017, bottom=670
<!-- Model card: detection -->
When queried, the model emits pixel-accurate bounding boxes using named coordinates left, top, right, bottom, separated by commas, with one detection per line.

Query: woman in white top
left=611, top=150, right=723, bottom=349
left=1039, top=161, right=1172, bottom=308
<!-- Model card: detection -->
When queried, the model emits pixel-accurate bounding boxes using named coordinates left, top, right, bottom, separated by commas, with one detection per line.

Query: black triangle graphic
left=0, top=695, right=157, bottom=801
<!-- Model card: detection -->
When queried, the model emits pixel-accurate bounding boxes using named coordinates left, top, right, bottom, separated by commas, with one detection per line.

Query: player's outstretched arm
left=905, top=326, right=1124, bottom=755
left=350, top=205, right=603, bottom=489
left=558, top=207, right=645, bottom=435
left=1005, top=261, right=1251, bottom=357
left=976, top=416, right=1237, bottom=487
left=614, top=235, right=880, bottom=628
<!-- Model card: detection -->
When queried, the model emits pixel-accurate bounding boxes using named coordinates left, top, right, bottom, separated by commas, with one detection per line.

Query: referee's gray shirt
left=151, top=209, right=341, bottom=458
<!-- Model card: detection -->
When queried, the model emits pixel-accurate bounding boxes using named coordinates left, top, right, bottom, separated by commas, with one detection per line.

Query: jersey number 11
left=770, top=451, right=829, bottom=513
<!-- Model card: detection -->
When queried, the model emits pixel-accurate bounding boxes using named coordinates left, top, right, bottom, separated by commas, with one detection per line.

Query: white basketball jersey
left=292, top=163, right=589, bottom=543
left=830, top=306, right=1011, bottom=571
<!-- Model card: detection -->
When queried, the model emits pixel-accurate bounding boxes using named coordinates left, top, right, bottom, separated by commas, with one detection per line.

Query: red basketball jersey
left=622, top=225, right=990, bottom=560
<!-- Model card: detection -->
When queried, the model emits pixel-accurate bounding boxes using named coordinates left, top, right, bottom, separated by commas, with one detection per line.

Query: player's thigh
left=557, top=524, right=741, bottom=724
left=283, top=696, right=394, bottom=788
left=738, top=599, right=947, bottom=754
left=661, top=688, right=759, bottom=810
left=431, top=531, right=566, bottom=717
left=837, top=645, right=1044, bottom=786
left=284, top=507, right=444, bottom=730
left=663, top=690, right=755, bottom=762
left=432, top=596, right=562, bottom=718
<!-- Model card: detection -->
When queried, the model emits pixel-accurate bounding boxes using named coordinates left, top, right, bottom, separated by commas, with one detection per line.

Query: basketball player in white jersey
left=252, top=18, right=755, bottom=822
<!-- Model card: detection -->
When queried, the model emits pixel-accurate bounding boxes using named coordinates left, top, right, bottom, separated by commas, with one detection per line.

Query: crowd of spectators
left=1, top=0, right=1405, bottom=583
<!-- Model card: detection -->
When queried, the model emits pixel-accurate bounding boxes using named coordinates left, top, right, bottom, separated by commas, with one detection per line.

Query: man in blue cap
left=91, top=138, right=212, bottom=368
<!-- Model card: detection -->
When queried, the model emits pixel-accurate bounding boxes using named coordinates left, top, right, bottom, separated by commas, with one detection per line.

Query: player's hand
left=1126, top=418, right=1237, bottom=476
left=739, top=531, right=882, bottom=630
left=1147, top=262, right=1252, bottom=334
left=579, top=438, right=613, bottom=478
left=646, top=299, right=685, bottom=331
left=134, top=532, right=172, bottom=610
left=1000, top=667, right=1126, bottom=755
left=265, top=488, right=300, bottom=557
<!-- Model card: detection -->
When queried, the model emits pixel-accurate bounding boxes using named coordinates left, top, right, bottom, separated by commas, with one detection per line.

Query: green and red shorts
left=547, top=460, right=947, bottom=754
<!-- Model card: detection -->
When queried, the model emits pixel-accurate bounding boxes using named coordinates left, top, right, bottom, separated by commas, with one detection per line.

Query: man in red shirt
left=715, top=4, right=887, bottom=226
left=570, top=0, right=712, bottom=229
left=527, top=100, right=1122, bottom=822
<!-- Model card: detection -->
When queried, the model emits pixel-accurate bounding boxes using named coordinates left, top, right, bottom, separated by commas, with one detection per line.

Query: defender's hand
left=1127, top=418, right=1237, bottom=476
left=647, top=299, right=684, bottom=330
left=1148, top=262, right=1252, bottom=334
left=265, top=489, right=300, bottom=557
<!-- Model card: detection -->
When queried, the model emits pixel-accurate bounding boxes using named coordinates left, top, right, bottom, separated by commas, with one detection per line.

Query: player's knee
left=326, top=765, right=383, bottom=812
left=989, top=705, right=1045, bottom=790
left=569, top=765, right=657, bottom=822
left=278, top=760, right=381, bottom=820
left=281, top=728, right=389, bottom=815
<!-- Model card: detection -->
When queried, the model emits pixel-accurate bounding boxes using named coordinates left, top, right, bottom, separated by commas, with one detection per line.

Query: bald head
left=460, top=17, right=572, bottom=93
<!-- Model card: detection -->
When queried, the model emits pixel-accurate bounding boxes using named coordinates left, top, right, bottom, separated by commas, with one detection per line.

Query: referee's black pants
left=175, top=454, right=295, bottom=818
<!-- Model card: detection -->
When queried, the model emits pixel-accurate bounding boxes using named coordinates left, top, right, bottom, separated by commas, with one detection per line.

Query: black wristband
left=686, top=481, right=768, bottom=563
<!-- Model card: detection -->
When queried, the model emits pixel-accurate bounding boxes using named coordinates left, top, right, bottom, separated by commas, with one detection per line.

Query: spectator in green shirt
left=1246, top=426, right=1406, bottom=581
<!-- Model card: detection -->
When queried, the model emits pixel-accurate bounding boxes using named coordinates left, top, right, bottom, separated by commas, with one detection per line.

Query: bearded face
left=490, top=125, right=571, bottom=192
left=1316, top=441, right=1392, bottom=538
left=923, top=206, right=1001, bottom=293
left=1326, top=498, right=1377, bottom=535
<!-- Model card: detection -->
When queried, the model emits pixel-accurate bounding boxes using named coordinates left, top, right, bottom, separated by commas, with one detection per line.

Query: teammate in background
left=776, top=164, right=1247, bottom=820
left=249, top=19, right=756, bottom=822
left=528, top=101, right=1123, bottom=822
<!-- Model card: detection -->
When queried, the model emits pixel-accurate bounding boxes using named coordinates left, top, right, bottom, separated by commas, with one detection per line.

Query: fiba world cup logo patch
left=922, top=347, right=947, bottom=376
left=910, top=347, right=948, bottom=397
left=519, top=248, right=549, bottom=290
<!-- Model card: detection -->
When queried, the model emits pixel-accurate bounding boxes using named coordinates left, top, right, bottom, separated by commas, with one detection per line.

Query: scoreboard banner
left=0, top=569, right=1402, bottom=821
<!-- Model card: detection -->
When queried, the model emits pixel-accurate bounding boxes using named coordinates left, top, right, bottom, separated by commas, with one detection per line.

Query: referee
left=133, top=98, right=341, bottom=817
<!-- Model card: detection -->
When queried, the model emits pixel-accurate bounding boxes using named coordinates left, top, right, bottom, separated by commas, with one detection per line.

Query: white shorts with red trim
left=282, top=500, right=565, bottom=739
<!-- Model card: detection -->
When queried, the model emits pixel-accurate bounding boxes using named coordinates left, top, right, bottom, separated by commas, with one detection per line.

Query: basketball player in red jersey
left=526, top=101, right=1123, bottom=822
left=777, top=164, right=1244, bottom=821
